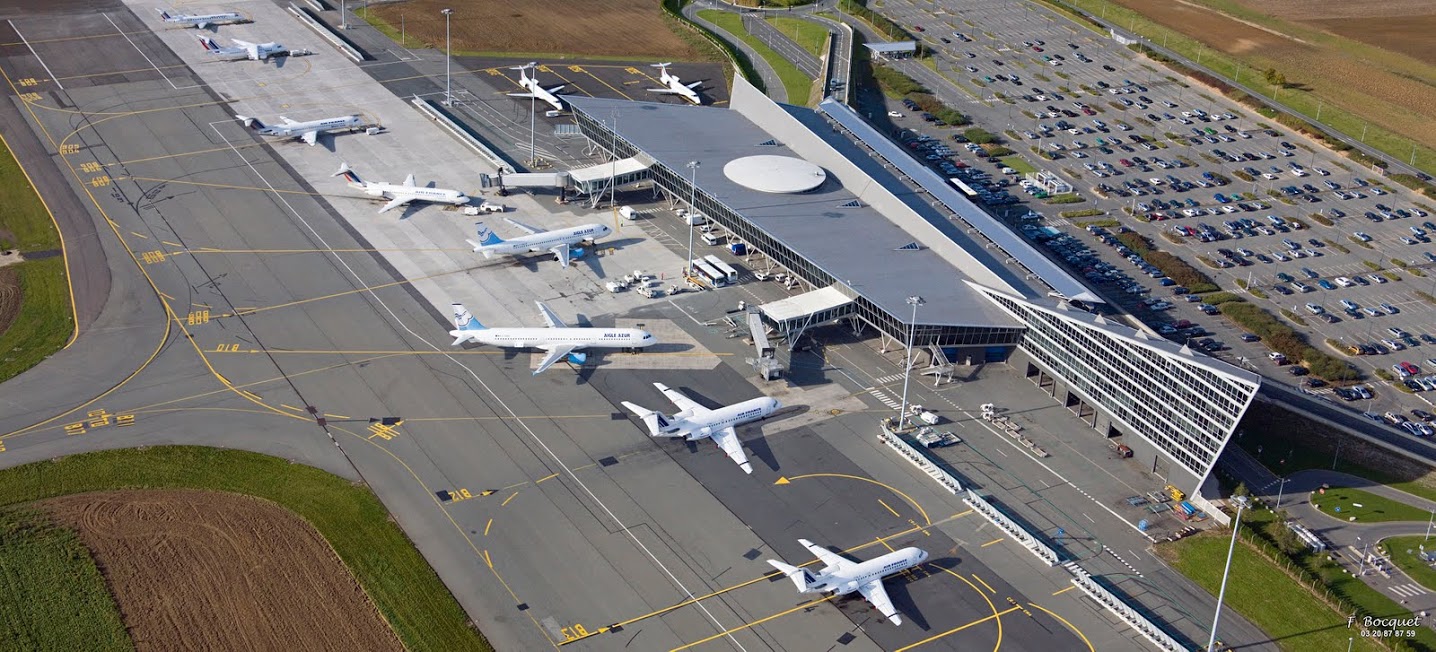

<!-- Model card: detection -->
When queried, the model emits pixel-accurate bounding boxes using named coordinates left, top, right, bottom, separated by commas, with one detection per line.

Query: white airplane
left=332, top=163, right=470, bottom=215
left=647, top=63, right=703, bottom=105
left=156, top=8, right=244, bottom=29
left=198, top=35, right=289, bottom=62
left=449, top=302, right=656, bottom=374
left=621, top=383, right=779, bottom=474
left=236, top=114, right=364, bottom=146
left=767, top=539, right=929, bottom=626
left=508, top=63, right=565, bottom=112
left=467, top=219, right=610, bottom=268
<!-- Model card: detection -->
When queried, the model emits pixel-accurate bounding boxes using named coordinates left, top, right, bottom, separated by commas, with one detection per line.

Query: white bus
left=702, top=255, right=739, bottom=284
left=689, top=259, right=728, bottom=287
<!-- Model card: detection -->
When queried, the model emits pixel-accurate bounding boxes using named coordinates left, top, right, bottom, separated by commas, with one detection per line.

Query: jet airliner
left=768, top=539, right=928, bottom=625
left=332, top=162, right=470, bottom=215
left=647, top=63, right=703, bottom=105
left=198, top=35, right=290, bottom=62
left=157, top=8, right=244, bottom=28
left=237, top=114, right=365, bottom=146
left=508, top=63, right=565, bottom=112
left=449, top=302, right=656, bottom=374
left=467, top=219, right=609, bottom=268
left=621, top=383, right=779, bottom=474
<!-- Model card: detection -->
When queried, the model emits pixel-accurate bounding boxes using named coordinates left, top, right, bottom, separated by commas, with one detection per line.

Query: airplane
left=236, top=114, right=365, bottom=146
left=767, top=539, right=929, bottom=626
left=647, top=63, right=703, bottom=105
left=448, top=302, right=656, bottom=374
left=467, top=219, right=610, bottom=268
left=156, top=8, right=244, bottom=29
left=197, top=35, right=291, bottom=62
left=621, top=383, right=779, bottom=474
left=331, top=162, right=470, bottom=215
left=507, top=63, right=565, bottom=112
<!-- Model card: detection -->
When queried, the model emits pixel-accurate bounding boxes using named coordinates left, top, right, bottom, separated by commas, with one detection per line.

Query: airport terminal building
left=564, top=80, right=1259, bottom=492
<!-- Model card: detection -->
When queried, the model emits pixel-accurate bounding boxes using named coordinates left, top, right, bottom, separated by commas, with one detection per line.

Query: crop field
left=1227, top=0, right=1436, bottom=66
left=364, top=0, right=706, bottom=60
left=0, top=508, right=130, bottom=652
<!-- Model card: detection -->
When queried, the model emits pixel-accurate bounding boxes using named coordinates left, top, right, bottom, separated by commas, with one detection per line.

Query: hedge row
left=1220, top=302, right=1359, bottom=380
left=869, top=66, right=969, bottom=126
left=839, top=0, right=922, bottom=47
left=1115, top=231, right=1219, bottom=293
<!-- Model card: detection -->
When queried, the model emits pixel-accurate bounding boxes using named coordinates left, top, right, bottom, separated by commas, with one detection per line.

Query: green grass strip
left=0, top=508, right=132, bottom=652
left=699, top=10, right=813, bottom=103
left=0, top=447, right=490, bottom=652
left=0, top=257, right=73, bottom=384
left=765, top=16, right=830, bottom=59
left=1384, top=536, right=1436, bottom=593
left=0, top=137, right=59, bottom=251
left=1311, top=486, right=1431, bottom=523
left=1000, top=156, right=1038, bottom=175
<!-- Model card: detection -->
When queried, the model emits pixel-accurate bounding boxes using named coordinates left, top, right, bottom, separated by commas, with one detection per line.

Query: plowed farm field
left=366, top=0, right=704, bottom=60
left=43, top=489, right=403, bottom=652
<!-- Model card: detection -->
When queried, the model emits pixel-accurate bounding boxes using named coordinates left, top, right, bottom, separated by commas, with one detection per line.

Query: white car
left=888, top=111, right=904, bottom=118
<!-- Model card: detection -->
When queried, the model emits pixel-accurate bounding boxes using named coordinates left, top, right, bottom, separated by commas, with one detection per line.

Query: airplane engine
left=566, top=352, right=587, bottom=365
left=836, top=580, right=860, bottom=595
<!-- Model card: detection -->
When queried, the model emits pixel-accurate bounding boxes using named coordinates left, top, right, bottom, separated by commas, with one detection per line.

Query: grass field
left=765, top=16, right=830, bottom=59
left=0, top=139, right=58, bottom=252
left=0, top=257, right=73, bottom=384
left=1384, top=536, right=1436, bottom=593
left=1157, top=531, right=1385, bottom=652
left=0, top=447, right=490, bottom=652
left=0, top=508, right=131, bottom=652
left=1311, top=486, right=1431, bottom=523
left=699, top=10, right=813, bottom=103
left=1001, top=156, right=1038, bottom=175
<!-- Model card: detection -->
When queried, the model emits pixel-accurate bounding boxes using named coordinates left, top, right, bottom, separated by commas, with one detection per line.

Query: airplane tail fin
left=450, top=303, right=485, bottom=331
left=766, top=560, right=818, bottom=593
left=236, top=115, right=263, bottom=130
left=472, top=222, right=503, bottom=247
left=332, top=162, right=362, bottom=185
left=157, top=9, right=172, bottom=19
left=620, top=402, right=674, bottom=437
left=197, top=35, right=219, bottom=51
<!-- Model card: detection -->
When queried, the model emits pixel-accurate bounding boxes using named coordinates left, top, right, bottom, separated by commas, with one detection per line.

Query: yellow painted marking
left=484, top=518, right=493, bottom=536
left=568, top=65, right=584, bottom=72
left=119, top=175, right=321, bottom=196
left=88, top=175, right=110, bottom=187
left=86, top=409, right=111, bottom=428
left=954, top=509, right=973, bottom=518
left=185, top=310, right=210, bottom=325
left=895, top=604, right=1018, bottom=652
left=450, top=488, right=475, bottom=502
left=18, top=92, right=39, bottom=102
left=668, top=596, right=836, bottom=651
left=972, top=574, right=996, bottom=594
left=878, top=498, right=901, bottom=518
left=560, top=623, right=594, bottom=642
left=139, top=250, right=166, bottom=265
left=17, top=77, right=36, bottom=86
left=213, top=373, right=229, bottom=384
left=485, top=68, right=502, bottom=76
left=982, top=538, right=1004, bottom=547
left=79, top=161, right=101, bottom=173
left=536, top=65, right=552, bottom=73
left=876, top=536, right=896, bottom=552
left=213, top=343, right=240, bottom=353
left=624, top=66, right=640, bottom=74
left=64, top=422, right=86, bottom=435
left=59, top=143, right=79, bottom=155
left=367, top=422, right=399, bottom=440
left=106, top=141, right=265, bottom=168
left=128, top=230, right=148, bottom=239
left=1028, top=602, right=1095, bottom=652
left=0, top=439, right=5, bottom=452
left=241, top=390, right=262, bottom=401
left=281, top=404, right=302, bottom=412
left=536, top=472, right=560, bottom=484
left=1052, top=585, right=1075, bottom=596
left=161, top=241, right=182, bottom=248
left=774, top=476, right=790, bottom=484
left=157, top=291, right=174, bottom=301
left=501, top=492, right=518, bottom=507
left=779, top=473, right=931, bottom=526
left=483, top=549, right=493, bottom=568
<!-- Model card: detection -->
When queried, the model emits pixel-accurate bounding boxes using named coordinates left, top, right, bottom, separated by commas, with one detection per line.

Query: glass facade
left=575, top=109, right=1024, bottom=349
left=977, top=287, right=1260, bottom=480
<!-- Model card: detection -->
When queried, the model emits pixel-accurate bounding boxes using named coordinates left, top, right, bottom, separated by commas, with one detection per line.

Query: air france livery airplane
left=332, top=162, right=469, bottom=215
left=508, top=63, right=565, bottom=112
left=647, top=63, right=703, bottom=105
left=621, top=383, right=779, bottom=474
left=449, top=302, right=656, bottom=374
left=768, top=539, right=929, bottom=625
left=197, top=35, right=288, bottom=62
left=467, top=219, right=610, bottom=268
left=237, top=114, right=364, bottom=146
left=156, top=8, right=244, bottom=29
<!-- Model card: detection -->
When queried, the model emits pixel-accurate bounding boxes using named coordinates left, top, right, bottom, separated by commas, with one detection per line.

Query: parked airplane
left=198, top=35, right=290, bottom=62
left=332, top=163, right=470, bottom=215
left=768, top=539, right=928, bottom=625
left=467, top=219, right=610, bottom=268
left=621, top=383, right=779, bottom=474
left=449, top=302, right=656, bottom=374
left=156, top=8, right=244, bottom=29
left=236, top=114, right=365, bottom=146
left=647, top=63, right=703, bottom=105
left=507, top=63, right=565, bottom=112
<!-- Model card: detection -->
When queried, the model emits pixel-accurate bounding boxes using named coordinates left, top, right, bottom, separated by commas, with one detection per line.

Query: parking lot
left=856, top=0, right=1436, bottom=431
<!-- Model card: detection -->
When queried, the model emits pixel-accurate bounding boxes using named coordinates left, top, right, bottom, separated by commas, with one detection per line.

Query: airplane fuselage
left=809, top=548, right=928, bottom=595
left=263, top=115, right=361, bottom=137
left=452, top=327, right=654, bottom=349
left=167, top=12, right=243, bottom=27
left=360, top=183, right=468, bottom=205
left=673, top=396, right=779, bottom=440
left=480, top=224, right=608, bottom=255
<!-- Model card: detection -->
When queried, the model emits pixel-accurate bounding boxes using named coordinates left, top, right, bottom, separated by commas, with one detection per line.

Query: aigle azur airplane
left=449, top=302, right=656, bottom=374
left=467, top=218, right=610, bottom=268
left=236, top=114, right=365, bottom=146
left=621, top=383, right=779, bottom=474
left=768, top=539, right=929, bottom=625
left=332, top=162, right=470, bottom=215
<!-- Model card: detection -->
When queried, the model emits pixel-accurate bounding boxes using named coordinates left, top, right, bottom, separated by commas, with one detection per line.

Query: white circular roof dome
left=723, top=155, right=826, bottom=194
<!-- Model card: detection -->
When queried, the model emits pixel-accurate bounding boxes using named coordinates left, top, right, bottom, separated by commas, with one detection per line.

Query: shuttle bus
left=702, top=255, right=739, bottom=284
left=689, top=259, right=728, bottom=287
left=948, top=177, right=980, bottom=200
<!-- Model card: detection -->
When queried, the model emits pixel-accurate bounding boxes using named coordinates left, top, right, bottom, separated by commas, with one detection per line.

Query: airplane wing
left=280, top=116, right=299, bottom=125
left=800, top=539, right=852, bottom=573
left=300, top=130, right=318, bottom=146
left=503, top=217, right=543, bottom=235
left=233, top=38, right=255, bottom=48
left=378, top=196, right=412, bottom=214
left=858, top=580, right=902, bottom=625
left=647, top=88, right=683, bottom=94
left=507, top=92, right=537, bottom=99
left=654, top=383, right=710, bottom=416
left=550, top=244, right=570, bottom=267
left=195, top=20, right=210, bottom=29
left=534, top=345, right=578, bottom=374
left=535, top=301, right=566, bottom=328
left=686, top=81, right=702, bottom=89
left=401, top=173, right=416, bottom=188
left=711, top=427, right=752, bottom=474
left=544, top=85, right=566, bottom=93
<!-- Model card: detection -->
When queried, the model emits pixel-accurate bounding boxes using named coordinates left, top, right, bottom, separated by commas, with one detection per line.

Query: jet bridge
left=757, top=285, right=857, bottom=352
left=746, top=307, right=783, bottom=381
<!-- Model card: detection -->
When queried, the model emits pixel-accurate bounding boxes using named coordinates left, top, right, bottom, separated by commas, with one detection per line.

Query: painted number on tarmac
left=560, top=624, right=591, bottom=641
left=17, top=78, right=37, bottom=87
left=186, top=310, right=210, bottom=326
left=140, top=250, right=166, bottom=265
left=89, top=175, right=110, bottom=187
left=449, top=488, right=475, bottom=502
left=213, top=343, right=241, bottom=353
left=18, top=92, right=39, bottom=102
left=79, top=161, right=101, bottom=173
left=60, top=144, right=80, bottom=155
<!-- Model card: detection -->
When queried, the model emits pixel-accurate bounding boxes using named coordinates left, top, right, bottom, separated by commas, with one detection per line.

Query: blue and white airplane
left=237, top=114, right=364, bottom=146
left=333, top=162, right=470, bottom=215
left=768, top=539, right=929, bottom=625
left=449, top=302, right=656, bottom=374
left=157, top=8, right=244, bottom=29
left=621, top=383, right=779, bottom=474
left=468, top=219, right=610, bottom=267
left=198, top=35, right=289, bottom=62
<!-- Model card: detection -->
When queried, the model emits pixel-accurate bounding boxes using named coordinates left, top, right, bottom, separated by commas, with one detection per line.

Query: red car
left=1032, top=46, right=1043, bottom=52
left=1401, top=361, right=1422, bottom=376
left=913, top=25, right=924, bottom=32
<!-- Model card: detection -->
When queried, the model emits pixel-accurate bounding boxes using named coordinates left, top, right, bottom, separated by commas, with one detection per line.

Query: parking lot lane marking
left=501, top=491, right=519, bottom=507
left=536, top=472, right=560, bottom=484
left=878, top=498, right=901, bottom=518
left=982, top=538, right=1004, bottom=547
left=579, top=68, right=634, bottom=101
left=1052, top=585, right=1075, bottom=596
left=667, top=596, right=835, bottom=652
left=895, top=606, right=1018, bottom=652
left=972, top=574, right=996, bottom=594
left=1027, top=602, right=1095, bottom=652
left=7, top=21, right=62, bottom=90
left=782, top=472, right=931, bottom=526
left=1083, top=512, right=1095, bottom=523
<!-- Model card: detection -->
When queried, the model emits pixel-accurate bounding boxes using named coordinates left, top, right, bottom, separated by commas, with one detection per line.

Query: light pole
left=1426, top=509, right=1434, bottom=541
left=896, top=296, right=925, bottom=430
left=685, top=161, right=700, bottom=276
left=441, top=9, right=453, bottom=105
left=1356, top=536, right=1370, bottom=576
left=1208, top=495, right=1249, bottom=652
left=526, top=63, right=538, bottom=165
left=1275, top=476, right=1289, bottom=509
left=340, top=0, right=347, bottom=29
